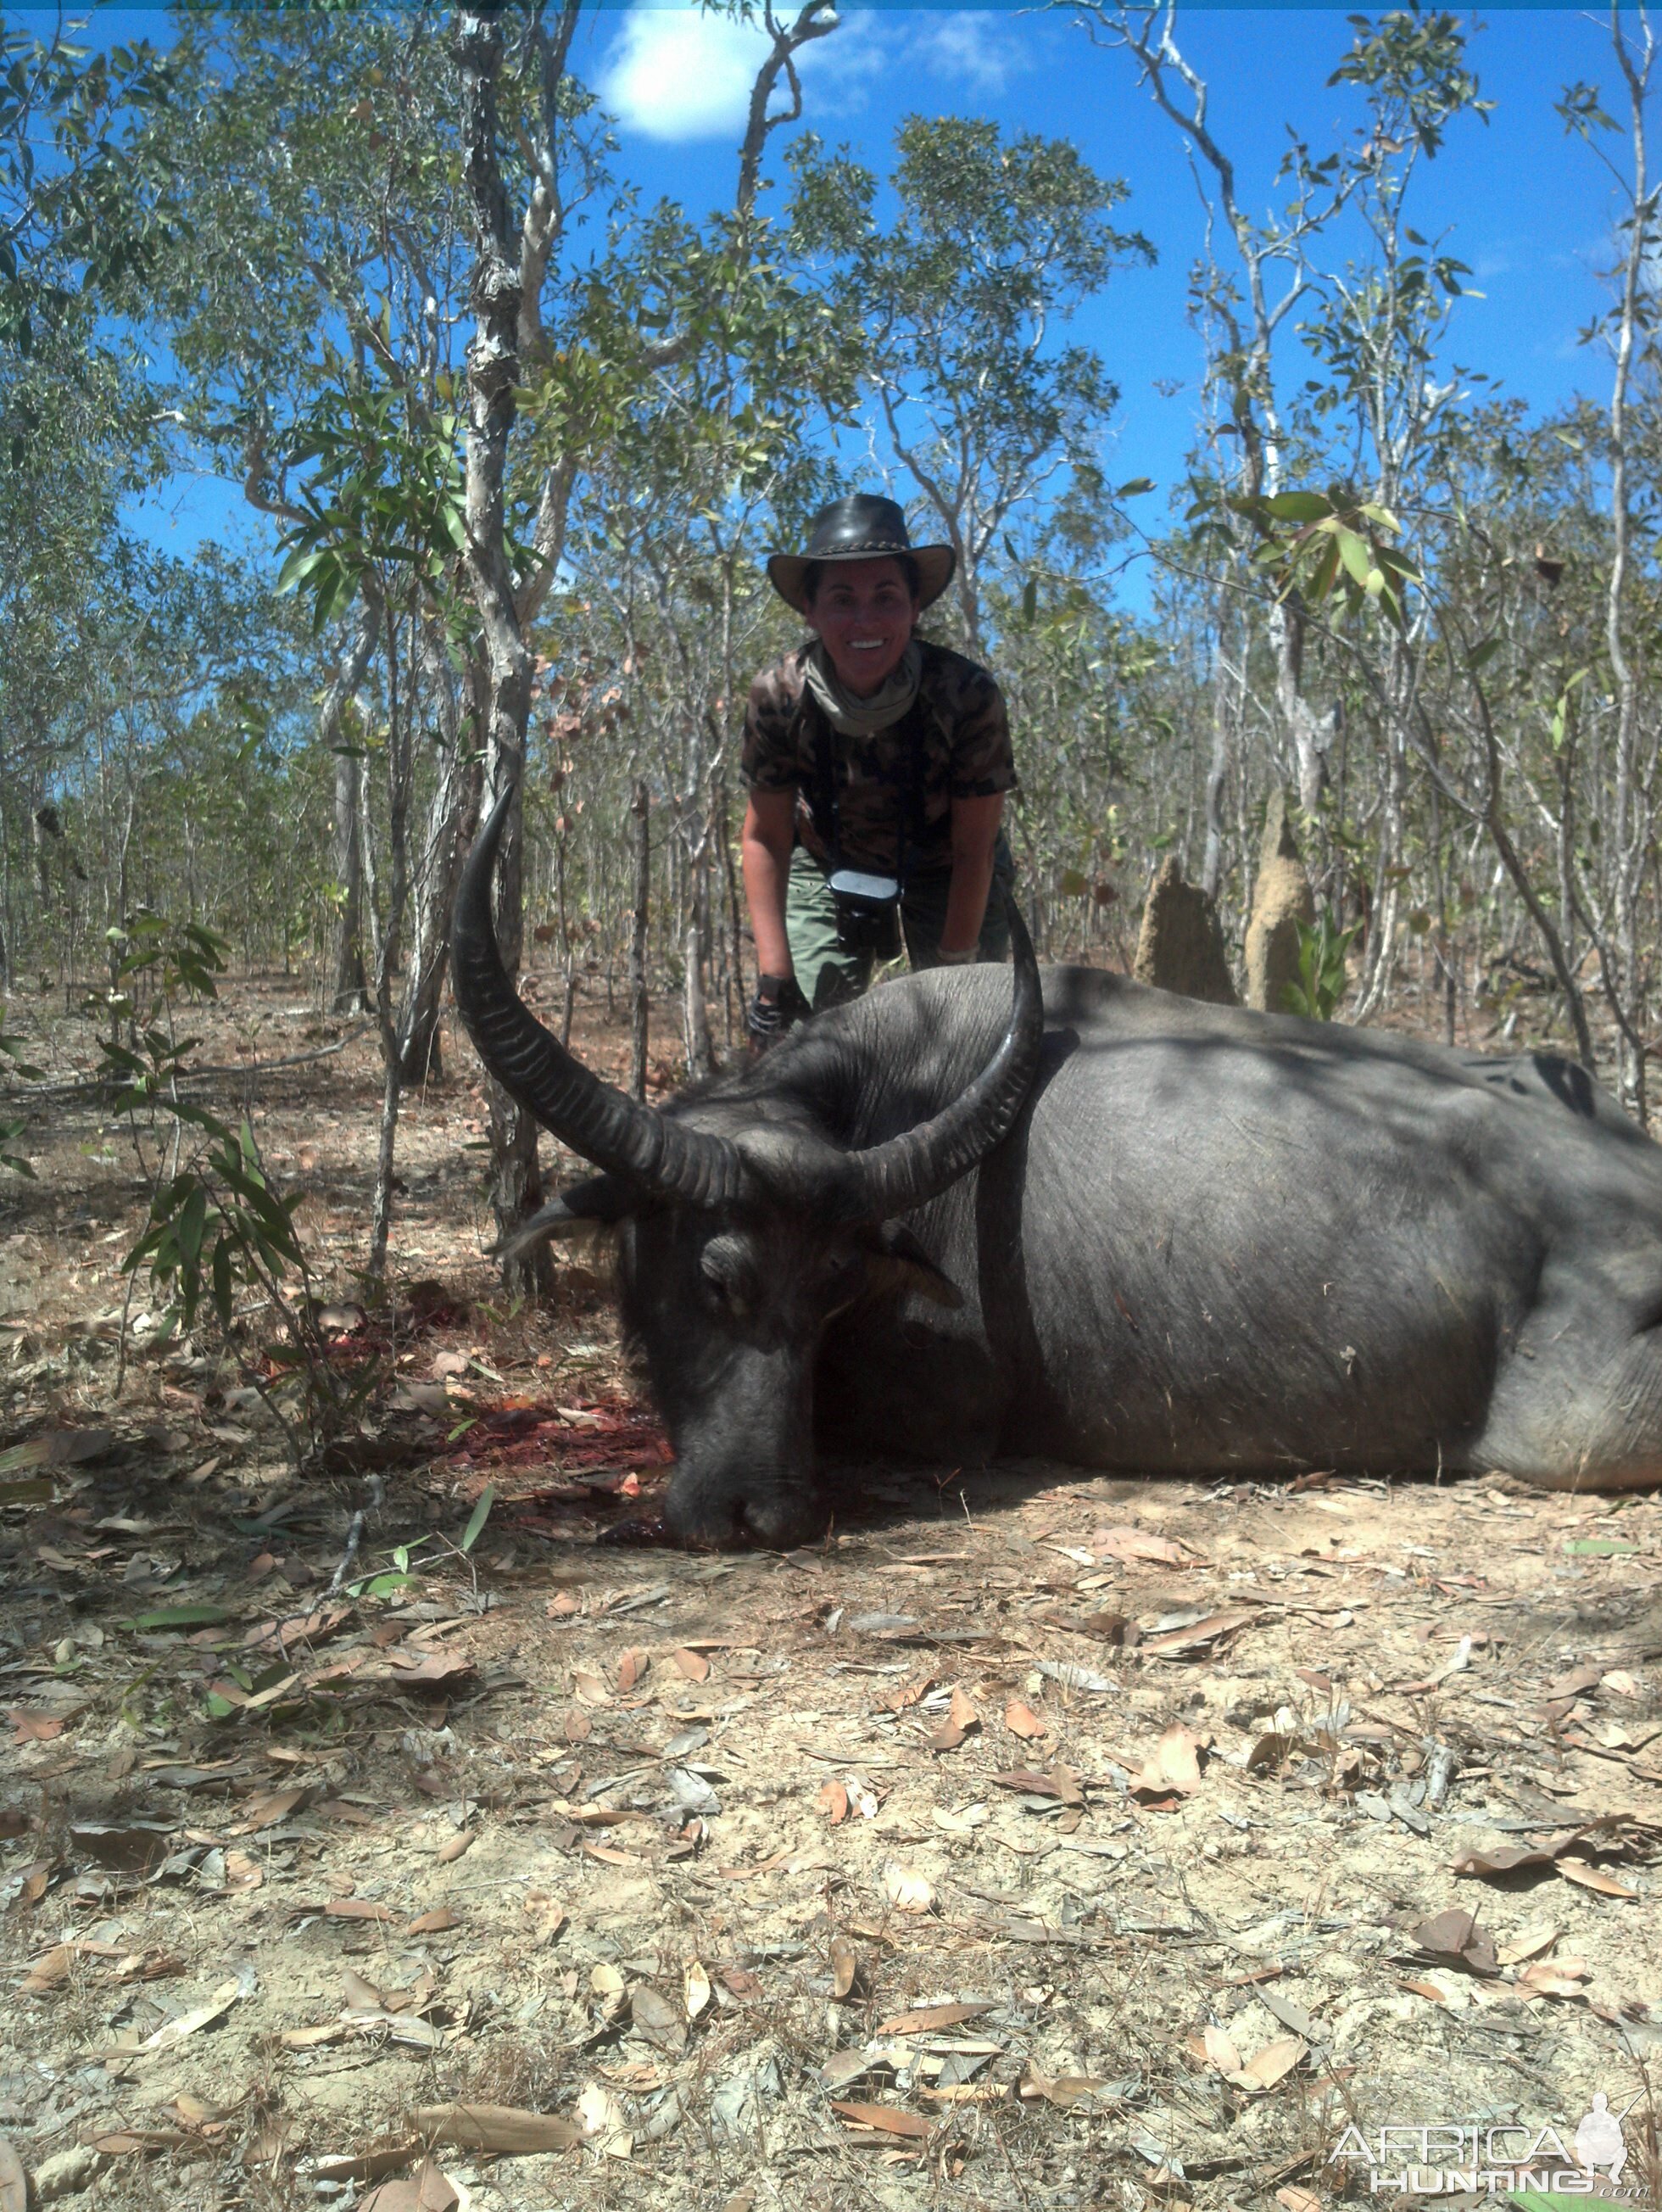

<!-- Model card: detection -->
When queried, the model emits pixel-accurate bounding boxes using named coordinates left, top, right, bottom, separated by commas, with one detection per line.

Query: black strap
left=800, top=691, right=929, bottom=889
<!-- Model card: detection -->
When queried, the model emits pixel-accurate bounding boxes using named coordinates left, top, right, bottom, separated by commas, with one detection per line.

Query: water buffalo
left=454, top=790, right=1662, bottom=1546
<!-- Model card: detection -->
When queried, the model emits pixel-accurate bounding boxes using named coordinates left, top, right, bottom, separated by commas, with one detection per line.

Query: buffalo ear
left=862, top=1221, right=964, bottom=1310
left=491, top=1175, right=633, bottom=1263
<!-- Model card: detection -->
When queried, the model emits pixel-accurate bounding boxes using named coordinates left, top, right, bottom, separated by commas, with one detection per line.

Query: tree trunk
left=397, top=646, right=477, bottom=1085
left=459, top=4, right=551, bottom=1296
left=629, top=779, right=650, bottom=1101
left=683, top=916, right=714, bottom=1081
left=325, top=599, right=379, bottom=1015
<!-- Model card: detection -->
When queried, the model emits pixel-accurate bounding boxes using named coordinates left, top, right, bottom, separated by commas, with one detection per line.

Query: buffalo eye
left=819, top=1249, right=867, bottom=1316
left=700, top=1233, right=757, bottom=1318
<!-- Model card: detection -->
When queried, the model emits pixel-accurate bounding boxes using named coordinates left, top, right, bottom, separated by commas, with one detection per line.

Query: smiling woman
left=740, top=494, right=1019, bottom=1043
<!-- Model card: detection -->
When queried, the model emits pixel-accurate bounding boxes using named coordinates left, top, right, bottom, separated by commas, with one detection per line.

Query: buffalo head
left=452, top=788, right=1043, bottom=1546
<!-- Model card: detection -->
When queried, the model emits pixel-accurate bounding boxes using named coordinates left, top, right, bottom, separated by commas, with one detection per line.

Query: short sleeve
left=947, top=668, right=1018, bottom=799
left=742, top=662, right=803, bottom=795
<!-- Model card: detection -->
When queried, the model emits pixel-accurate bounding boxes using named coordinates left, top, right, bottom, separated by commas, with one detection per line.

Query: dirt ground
left=1, top=973, right=1660, bottom=2212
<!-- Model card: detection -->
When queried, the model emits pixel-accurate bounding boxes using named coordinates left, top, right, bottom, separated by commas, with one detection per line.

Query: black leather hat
left=767, top=494, right=955, bottom=616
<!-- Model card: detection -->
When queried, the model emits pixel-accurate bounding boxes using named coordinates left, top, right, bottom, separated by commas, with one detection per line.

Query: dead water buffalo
left=454, top=790, right=1662, bottom=1546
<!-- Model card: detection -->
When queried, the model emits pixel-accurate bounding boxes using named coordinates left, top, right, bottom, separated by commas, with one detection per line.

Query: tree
left=791, top=115, right=1151, bottom=656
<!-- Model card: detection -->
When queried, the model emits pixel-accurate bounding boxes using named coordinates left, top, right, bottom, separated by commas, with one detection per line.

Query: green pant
left=785, top=836, right=1016, bottom=1014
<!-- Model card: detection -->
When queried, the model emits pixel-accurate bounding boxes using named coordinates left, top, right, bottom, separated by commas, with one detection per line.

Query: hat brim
left=767, top=543, right=956, bottom=617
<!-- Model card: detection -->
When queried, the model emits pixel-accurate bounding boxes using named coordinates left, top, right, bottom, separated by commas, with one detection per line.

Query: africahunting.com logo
left=1329, top=2094, right=1645, bottom=2198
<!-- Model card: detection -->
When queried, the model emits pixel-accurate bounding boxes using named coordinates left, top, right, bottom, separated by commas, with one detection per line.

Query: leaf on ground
left=326, top=1898, right=397, bottom=1923
left=1132, top=1724, right=1204, bottom=1799
left=1020, top=2064, right=1113, bottom=2110
left=361, top=2161, right=460, bottom=2212
left=1497, top=1921, right=1560, bottom=1966
left=230, top=1786, right=313, bottom=1835
left=1035, top=1657, right=1117, bottom=1693
left=312, top=2142, right=423, bottom=2186
left=342, top=1968, right=384, bottom=2013
left=1517, top=1958, right=1592, bottom=1998
left=1558, top=1859, right=1637, bottom=1900
left=409, top=1909, right=460, bottom=1936
left=243, top=1603, right=350, bottom=1655
left=616, top=1647, right=649, bottom=1692
left=817, top=1781, right=849, bottom=1825
left=882, top=1860, right=934, bottom=1913
left=1408, top=1908, right=1498, bottom=1975
left=142, top=1976, right=242, bottom=2053
left=671, top=1647, right=710, bottom=1681
left=412, top=2103, right=582, bottom=2153
left=577, top=2082, right=633, bottom=2159
left=992, top=1766, right=1084, bottom=1805
left=1141, top=1607, right=1254, bottom=1659
left=822, top=2049, right=873, bottom=2091
left=929, top=1687, right=979, bottom=1751
left=1240, top=2035, right=1306, bottom=2090
left=571, top=1667, right=610, bottom=1706
left=21, top=1945, right=73, bottom=1995
left=1094, top=1524, right=1199, bottom=1567
left=385, top=1653, right=474, bottom=1691
left=1003, top=1698, right=1049, bottom=1739
left=830, top=2102, right=932, bottom=2140
left=1277, top=2187, right=1323, bottom=2212
left=1453, top=1840, right=1566, bottom=1880
left=436, top=1830, right=474, bottom=1864
left=878, top=2002, right=995, bottom=2034
left=931, top=1801, right=988, bottom=1835
left=1197, top=2024, right=1242, bottom=2074
left=629, top=1982, right=686, bottom=2053
left=131, top=1603, right=233, bottom=1632
left=683, top=1960, right=711, bottom=2019
left=0, top=1428, right=113, bottom=1475
left=829, top=1935, right=858, bottom=2000
left=8, top=1710, right=64, bottom=1744
left=0, top=2138, right=24, bottom=2212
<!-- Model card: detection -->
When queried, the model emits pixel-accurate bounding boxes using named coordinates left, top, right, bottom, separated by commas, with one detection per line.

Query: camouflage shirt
left=742, top=640, right=1018, bottom=877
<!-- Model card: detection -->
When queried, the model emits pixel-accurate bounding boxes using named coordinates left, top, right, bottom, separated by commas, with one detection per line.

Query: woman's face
left=804, top=557, right=918, bottom=696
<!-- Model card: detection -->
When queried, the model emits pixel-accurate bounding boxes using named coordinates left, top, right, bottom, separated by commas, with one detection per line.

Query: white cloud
left=596, top=5, right=1036, bottom=154
left=600, top=7, right=770, bottom=142
left=910, top=14, right=1033, bottom=97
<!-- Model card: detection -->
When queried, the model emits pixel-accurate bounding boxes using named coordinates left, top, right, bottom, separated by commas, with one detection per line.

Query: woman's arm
left=939, top=791, right=1005, bottom=957
left=741, top=789, right=800, bottom=979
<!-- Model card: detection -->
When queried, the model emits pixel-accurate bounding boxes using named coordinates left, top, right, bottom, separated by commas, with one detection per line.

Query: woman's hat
left=767, top=494, right=955, bottom=616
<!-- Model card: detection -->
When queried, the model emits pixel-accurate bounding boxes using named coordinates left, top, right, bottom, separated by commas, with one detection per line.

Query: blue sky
left=61, top=4, right=1641, bottom=572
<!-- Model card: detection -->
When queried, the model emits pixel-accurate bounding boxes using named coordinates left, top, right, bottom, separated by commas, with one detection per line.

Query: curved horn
left=451, top=786, right=751, bottom=1210
left=835, top=884, right=1045, bottom=1221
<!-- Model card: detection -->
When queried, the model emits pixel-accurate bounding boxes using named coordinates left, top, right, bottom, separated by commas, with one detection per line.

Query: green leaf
left=1563, top=1537, right=1638, bottom=1556
left=1336, top=529, right=1375, bottom=589
left=1263, top=491, right=1331, bottom=522
left=460, top=1484, right=497, bottom=1555
left=0, top=1476, right=52, bottom=1505
left=1467, top=638, right=1504, bottom=671
left=357, top=1570, right=419, bottom=1599
left=1115, top=476, right=1155, bottom=497
left=130, top=1603, right=234, bottom=1632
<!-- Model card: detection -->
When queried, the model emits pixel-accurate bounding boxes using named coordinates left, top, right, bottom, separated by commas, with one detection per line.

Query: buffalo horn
left=833, top=884, right=1045, bottom=1221
left=452, top=787, right=751, bottom=1209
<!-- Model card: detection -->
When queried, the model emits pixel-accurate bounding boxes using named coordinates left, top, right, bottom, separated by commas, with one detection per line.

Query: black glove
left=746, top=972, right=811, bottom=1049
